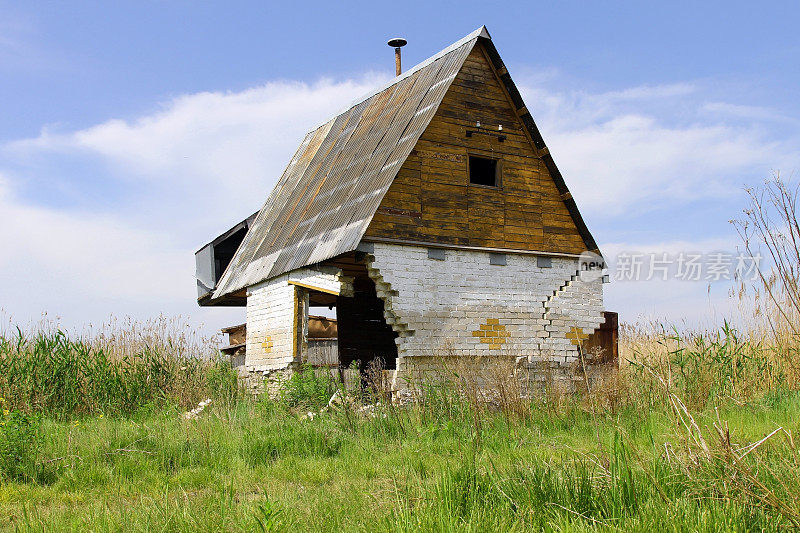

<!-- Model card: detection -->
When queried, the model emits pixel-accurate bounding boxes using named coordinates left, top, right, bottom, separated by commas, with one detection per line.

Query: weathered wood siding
left=305, top=339, right=338, bottom=367
left=365, top=43, right=587, bottom=255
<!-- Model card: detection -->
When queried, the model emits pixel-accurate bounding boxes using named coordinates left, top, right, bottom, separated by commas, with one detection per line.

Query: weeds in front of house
left=4, top=312, right=792, bottom=529
left=0, top=405, right=50, bottom=484
left=277, top=363, right=339, bottom=411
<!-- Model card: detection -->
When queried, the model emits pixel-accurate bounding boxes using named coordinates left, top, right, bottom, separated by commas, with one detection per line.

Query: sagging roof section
left=212, top=27, right=489, bottom=300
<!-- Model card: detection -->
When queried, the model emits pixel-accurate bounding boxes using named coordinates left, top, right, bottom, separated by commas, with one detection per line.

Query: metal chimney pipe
left=395, top=46, right=401, bottom=76
left=387, top=38, right=407, bottom=76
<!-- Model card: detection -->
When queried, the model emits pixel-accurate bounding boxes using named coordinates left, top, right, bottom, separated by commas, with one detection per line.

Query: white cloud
left=0, top=171, right=9, bottom=198
left=517, top=81, right=799, bottom=216
left=0, top=77, right=386, bottom=332
left=0, top=72, right=797, bottom=332
left=0, top=170, right=194, bottom=324
left=600, top=83, right=696, bottom=101
left=8, top=76, right=388, bottom=217
left=701, top=101, right=798, bottom=124
left=549, top=115, right=777, bottom=215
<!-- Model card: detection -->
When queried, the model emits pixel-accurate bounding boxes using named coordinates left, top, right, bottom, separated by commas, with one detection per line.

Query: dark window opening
left=469, top=156, right=499, bottom=187
left=427, top=248, right=446, bottom=261
left=213, top=227, right=248, bottom=281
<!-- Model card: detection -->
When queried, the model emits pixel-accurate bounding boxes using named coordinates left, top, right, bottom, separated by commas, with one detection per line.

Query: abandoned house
left=195, top=26, right=617, bottom=393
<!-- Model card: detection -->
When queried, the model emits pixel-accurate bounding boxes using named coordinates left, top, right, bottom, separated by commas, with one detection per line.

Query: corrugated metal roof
left=212, top=27, right=489, bottom=299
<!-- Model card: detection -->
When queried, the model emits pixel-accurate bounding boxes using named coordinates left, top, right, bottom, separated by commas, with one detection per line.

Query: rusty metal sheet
left=213, top=28, right=486, bottom=299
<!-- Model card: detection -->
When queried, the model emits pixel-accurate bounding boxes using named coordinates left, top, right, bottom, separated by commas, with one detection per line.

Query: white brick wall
left=243, top=244, right=605, bottom=390
left=365, top=243, right=605, bottom=381
left=245, top=275, right=296, bottom=371
left=245, top=266, right=351, bottom=372
left=288, top=266, right=352, bottom=296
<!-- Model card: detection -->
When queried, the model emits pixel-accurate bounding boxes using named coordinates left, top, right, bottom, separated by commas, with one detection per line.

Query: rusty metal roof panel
left=212, top=27, right=487, bottom=299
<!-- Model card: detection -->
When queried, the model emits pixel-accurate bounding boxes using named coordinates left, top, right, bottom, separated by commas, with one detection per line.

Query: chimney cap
left=387, top=37, right=407, bottom=48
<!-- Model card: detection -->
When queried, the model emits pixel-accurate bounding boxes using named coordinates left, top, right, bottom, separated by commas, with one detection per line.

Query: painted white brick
left=366, top=243, right=605, bottom=385
left=288, top=266, right=352, bottom=296
left=245, top=275, right=296, bottom=372
left=245, top=265, right=352, bottom=373
left=242, top=242, right=606, bottom=392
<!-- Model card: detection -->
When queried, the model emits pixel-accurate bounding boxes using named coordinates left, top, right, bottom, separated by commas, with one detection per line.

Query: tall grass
left=0, top=316, right=798, bottom=529
left=618, top=321, right=792, bottom=411
left=0, top=322, right=238, bottom=418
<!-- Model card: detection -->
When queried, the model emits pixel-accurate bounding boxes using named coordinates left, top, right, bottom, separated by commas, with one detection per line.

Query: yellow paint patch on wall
left=261, top=336, right=274, bottom=353
left=472, top=319, right=510, bottom=349
left=567, top=327, right=590, bottom=346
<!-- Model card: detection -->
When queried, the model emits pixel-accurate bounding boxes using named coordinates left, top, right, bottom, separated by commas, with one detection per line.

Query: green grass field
left=3, top=327, right=800, bottom=531
left=3, top=393, right=800, bottom=531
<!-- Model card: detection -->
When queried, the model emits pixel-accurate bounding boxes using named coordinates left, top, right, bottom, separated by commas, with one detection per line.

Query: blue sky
left=1, top=1, right=798, bottom=334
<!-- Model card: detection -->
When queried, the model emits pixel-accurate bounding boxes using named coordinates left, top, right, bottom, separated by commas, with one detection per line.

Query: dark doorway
left=333, top=260, right=398, bottom=372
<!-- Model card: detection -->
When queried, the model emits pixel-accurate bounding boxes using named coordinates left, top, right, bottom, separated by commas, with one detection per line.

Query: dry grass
left=86, top=315, right=223, bottom=361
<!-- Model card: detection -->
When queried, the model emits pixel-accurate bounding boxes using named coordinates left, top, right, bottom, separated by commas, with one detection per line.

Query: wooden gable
left=364, top=42, right=592, bottom=256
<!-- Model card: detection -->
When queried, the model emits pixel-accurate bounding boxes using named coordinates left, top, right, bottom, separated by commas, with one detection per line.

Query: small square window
left=469, top=156, right=499, bottom=187
left=489, top=253, right=506, bottom=266
left=427, top=248, right=446, bottom=261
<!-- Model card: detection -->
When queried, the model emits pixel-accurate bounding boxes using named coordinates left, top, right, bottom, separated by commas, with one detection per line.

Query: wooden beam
left=292, top=286, right=300, bottom=362
left=288, top=280, right=340, bottom=295
left=361, top=236, right=584, bottom=259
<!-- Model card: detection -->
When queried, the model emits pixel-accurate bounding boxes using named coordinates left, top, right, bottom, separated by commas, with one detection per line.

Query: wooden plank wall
left=364, top=43, right=587, bottom=255
left=305, top=339, right=339, bottom=367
